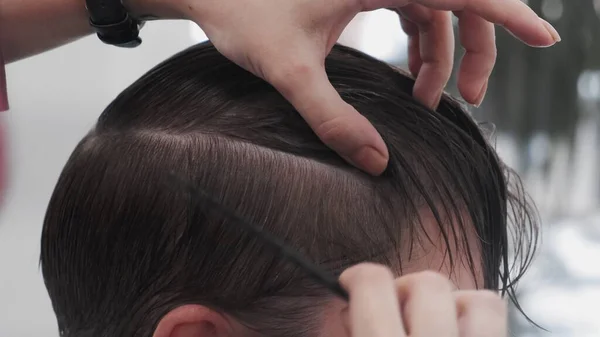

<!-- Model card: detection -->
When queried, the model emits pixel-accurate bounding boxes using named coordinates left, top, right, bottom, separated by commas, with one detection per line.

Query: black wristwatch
left=85, top=0, right=145, bottom=48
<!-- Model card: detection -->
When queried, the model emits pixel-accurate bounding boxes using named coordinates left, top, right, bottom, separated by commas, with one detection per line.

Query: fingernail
left=539, top=18, right=561, bottom=43
left=349, top=146, right=389, bottom=176
left=474, top=80, right=488, bottom=107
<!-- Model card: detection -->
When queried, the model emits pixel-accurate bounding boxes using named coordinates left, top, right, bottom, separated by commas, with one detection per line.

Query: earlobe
left=153, top=305, right=232, bottom=337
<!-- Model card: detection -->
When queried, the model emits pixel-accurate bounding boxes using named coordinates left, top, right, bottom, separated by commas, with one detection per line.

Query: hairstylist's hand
left=339, top=264, right=508, bottom=337
left=172, top=0, right=560, bottom=175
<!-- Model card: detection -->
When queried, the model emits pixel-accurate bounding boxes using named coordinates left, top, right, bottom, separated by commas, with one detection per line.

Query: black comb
left=167, top=172, right=350, bottom=301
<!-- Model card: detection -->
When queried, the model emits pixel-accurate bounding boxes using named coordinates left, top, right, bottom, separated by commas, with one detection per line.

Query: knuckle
left=479, top=45, right=498, bottom=66
left=340, top=263, right=395, bottom=287
left=315, top=113, right=370, bottom=150
left=460, top=290, right=507, bottom=316
left=406, top=270, right=454, bottom=292
left=476, top=289, right=504, bottom=301
left=265, top=60, right=316, bottom=94
left=476, top=290, right=507, bottom=314
left=315, top=116, right=351, bottom=146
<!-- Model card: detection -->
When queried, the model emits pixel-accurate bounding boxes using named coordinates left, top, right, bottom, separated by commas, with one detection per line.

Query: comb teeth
left=165, top=172, right=349, bottom=301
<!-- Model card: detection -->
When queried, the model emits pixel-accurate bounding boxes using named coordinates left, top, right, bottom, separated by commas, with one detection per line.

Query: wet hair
left=40, top=42, right=538, bottom=337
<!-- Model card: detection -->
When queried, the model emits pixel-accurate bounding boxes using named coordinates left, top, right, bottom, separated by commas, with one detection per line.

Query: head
left=41, top=42, right=538, bottom=337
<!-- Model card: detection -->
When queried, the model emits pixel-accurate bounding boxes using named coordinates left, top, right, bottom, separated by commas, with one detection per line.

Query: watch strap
left=85, top=0, right=143, bottom=48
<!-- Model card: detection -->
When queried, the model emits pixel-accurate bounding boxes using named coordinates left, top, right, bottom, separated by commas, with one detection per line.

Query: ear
left=153, top=305, right=233, bottom=337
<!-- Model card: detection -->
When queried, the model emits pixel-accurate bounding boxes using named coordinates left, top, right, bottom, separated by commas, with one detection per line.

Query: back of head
left=41, top=42, right=537, bottom=337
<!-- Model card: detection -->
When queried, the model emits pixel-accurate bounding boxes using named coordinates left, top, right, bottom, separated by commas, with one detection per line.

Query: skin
left=2, top=0, right=560, bottom=175
left=151, top=216, right=503, bottom=337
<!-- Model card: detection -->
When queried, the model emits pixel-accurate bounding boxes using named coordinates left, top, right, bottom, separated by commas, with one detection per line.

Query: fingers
left=340, top=266, right=507, bottom=337
left=367, top=0, right=559, bottom=47
left=411, top=0, right=560, bottom=47
left=398, top=15, right=422, bottom=77
left=398, top=5, right=454, bottom=108
left=454, top=10, right=496, bottom=106
left=339, top=263, right=406, bottom=337
left=396, top=271, right=459, bottom=337
left=393, top=0, right=558, bottom=108
left=265, top=57, right=389, bottom=175
left=454, top=290, right=508, bottom=337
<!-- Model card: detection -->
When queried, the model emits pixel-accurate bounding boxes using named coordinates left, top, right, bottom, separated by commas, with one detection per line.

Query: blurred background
left=1, top=1, right=599, bottom=336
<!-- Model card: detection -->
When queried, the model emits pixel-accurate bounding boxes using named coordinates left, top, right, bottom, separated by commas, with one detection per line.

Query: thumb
left=265, top=59, right=389, bottom=175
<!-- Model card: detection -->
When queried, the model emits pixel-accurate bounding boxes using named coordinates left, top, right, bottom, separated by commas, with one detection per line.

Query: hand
left=391, top=1, right=560, bottom=109
left=163, top=0, right=559, bottom=175
left=339, top=264, right=508, bottom=337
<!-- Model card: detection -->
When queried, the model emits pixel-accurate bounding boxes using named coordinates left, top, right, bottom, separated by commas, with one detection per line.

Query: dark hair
left=40, top=42, right=538, bottom=337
